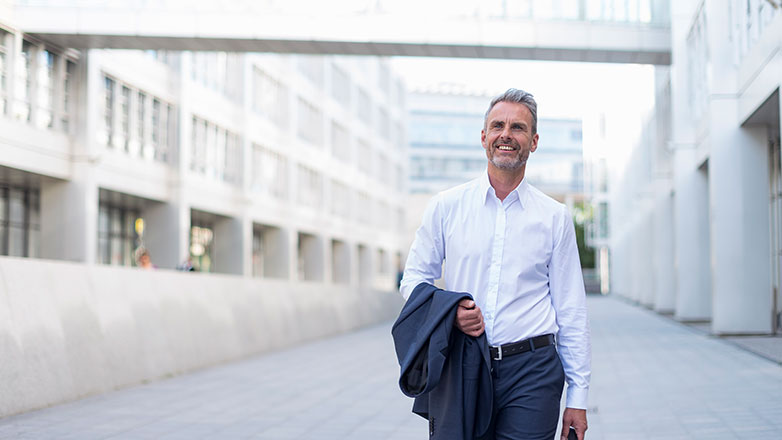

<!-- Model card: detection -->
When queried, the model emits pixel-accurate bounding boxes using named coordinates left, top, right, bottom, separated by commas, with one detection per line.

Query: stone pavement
left=1, top=295, right=781, bottom=439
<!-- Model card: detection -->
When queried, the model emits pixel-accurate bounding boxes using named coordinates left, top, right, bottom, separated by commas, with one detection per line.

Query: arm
left=549, top=205, right=591, bottom=438
left=399, top=195, right=445, bottom=301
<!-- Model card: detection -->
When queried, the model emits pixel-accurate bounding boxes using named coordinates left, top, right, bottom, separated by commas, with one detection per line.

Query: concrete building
left=609, top=0, right=782, bottom=335
left=0, top=4, right=408, bottom=416
left=0, top=24, right=408, bottom=284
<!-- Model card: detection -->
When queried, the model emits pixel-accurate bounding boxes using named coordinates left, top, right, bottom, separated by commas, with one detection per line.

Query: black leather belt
left=489, top=334, right=555, bottom=360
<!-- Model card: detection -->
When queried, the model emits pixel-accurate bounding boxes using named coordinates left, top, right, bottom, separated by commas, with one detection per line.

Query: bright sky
left=391, top=56, right=658, bottom=177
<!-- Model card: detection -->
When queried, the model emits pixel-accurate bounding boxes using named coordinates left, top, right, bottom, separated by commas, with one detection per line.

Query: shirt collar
left=479, top=170, right=528, bottom=209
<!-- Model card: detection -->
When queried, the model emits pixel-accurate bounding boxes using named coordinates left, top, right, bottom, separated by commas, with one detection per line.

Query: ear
left=530, top=133, right=539, bottom=153
left=481, top=129, right=487, bottom=150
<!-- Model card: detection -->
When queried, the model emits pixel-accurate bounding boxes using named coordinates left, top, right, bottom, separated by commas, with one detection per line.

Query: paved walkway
left=1, top=295, right=781, bottom=439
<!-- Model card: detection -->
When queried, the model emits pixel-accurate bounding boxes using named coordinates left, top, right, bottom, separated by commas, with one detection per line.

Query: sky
left=390, top=56, right=658, bottom=175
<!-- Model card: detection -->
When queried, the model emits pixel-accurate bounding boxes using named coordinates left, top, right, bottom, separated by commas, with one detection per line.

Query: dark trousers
left=482, top=344, right=565, bottom=440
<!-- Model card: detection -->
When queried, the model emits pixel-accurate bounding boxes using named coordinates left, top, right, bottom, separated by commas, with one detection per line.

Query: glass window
left=0, top=29, right=9, bottom=115
left=61, top=60, right=75, bottom=132
left=356, top=88, right=371, bottom=125
left=189, top=222, right=214, bottom=273
left=252, top=227, right=264, bottom=277
left=296, top=97, right=323, bottom=146
left=330, top=121, right=351, bottom=162
left=36, top=49, right=55, bottom=129
left=14, top=40, right=33, bottom=122
left=330, top=64, right=350, bottom=108
left=152, top=99, right=160, bottom=157
left=120, top=86, right=131, bottom=151
left=297, top=55, right=324, bottom=87
left=251, top=144, right=288, bottom=199
left=252, top=67, right=288, bottom=129
left=136, top=91, right=146, bottom=154
left=0, top=185, right=41, bottom=258
left=103, top=76, right=115, bottom=146
left=97, top=202, right=140, bottom=267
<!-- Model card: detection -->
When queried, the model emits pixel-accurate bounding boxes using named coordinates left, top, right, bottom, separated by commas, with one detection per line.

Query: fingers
left=458, top=299, right=475, bottom=309
left=455, top=303, right=484, bottom=336
left=559, top=424, right=569, bottom=440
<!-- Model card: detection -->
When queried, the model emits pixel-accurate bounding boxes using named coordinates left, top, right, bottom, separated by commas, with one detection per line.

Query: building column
left=705, top=0, right=772, bottom=334
left=673, top=151, right=711, bottom=321
left=652, top=185, right=675, bottom=312
left=143, top=202, right=189, bottom=270
left=709, top=103, right=772, bottom=334
left=213, top=216, right=247, bottom=275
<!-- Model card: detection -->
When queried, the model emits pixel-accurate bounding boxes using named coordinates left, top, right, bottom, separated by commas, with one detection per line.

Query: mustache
left=492, top=139, right=520, bottom=149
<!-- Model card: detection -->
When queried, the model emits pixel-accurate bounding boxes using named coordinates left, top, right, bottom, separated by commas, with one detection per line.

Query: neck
left=488, top=165, right=525, bottom=201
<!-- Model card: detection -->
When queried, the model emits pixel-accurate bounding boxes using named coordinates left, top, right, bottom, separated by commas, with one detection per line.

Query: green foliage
left=572, top=203, right=595, bottom=269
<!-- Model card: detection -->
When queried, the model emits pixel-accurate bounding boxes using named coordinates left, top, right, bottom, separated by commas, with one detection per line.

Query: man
left=400, top=88, right=591, bottom=440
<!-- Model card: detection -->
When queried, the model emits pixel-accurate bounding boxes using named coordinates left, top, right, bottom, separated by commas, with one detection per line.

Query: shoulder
left=525, top=182, right=568, bottom=217
left=435, top=177, right=482, bottom=209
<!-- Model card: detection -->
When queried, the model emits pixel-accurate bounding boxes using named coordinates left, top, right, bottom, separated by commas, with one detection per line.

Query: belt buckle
left=493, top=346, right=502, bottom=361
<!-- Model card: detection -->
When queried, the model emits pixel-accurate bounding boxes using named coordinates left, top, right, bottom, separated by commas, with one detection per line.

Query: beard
left=488, top=140, right=529, bottom=170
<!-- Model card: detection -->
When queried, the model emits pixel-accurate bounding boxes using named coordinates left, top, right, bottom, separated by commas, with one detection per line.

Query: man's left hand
left=560, top=407, right=587, bottom=440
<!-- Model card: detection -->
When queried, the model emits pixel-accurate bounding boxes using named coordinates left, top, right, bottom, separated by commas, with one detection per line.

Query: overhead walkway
left=1, top=295, right=779, bottom=439
left=14, top=0, right=671, bottom=64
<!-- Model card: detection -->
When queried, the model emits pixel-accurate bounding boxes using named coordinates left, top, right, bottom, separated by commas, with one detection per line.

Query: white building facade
left=609, top=0, right=782, bottom=335
left=0, top=13, right=408, bottom=291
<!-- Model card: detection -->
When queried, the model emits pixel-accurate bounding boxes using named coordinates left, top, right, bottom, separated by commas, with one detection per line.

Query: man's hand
left=560, top=408, right=587, bottom=440
left=455, top=299, right=484, bottom=337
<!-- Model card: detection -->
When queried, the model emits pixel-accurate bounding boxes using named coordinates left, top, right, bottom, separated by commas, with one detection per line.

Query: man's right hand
left=455, top=299, right=484, bottom=337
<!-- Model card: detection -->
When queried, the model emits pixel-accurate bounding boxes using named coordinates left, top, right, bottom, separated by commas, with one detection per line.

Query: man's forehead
left=487, top=102, right=533, bottom=122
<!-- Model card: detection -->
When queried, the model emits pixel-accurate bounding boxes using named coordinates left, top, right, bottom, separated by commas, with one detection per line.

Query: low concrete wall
left=0, top=257, right=403, bottom=417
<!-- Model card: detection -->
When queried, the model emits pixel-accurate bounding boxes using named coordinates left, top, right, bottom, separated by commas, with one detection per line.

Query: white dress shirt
left=400, top=172, right=591, bottom=409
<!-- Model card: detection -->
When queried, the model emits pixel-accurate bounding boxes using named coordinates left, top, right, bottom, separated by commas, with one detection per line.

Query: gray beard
left=491, top=155, right=527, bottom=170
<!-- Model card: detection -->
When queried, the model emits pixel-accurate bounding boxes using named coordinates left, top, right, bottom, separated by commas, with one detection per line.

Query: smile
left=496, top=145, right=515, bottom=151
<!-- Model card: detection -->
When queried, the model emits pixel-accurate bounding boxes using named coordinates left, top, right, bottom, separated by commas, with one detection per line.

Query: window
left=297, top=164, right=323, bottom=209
left=330, top=121, right=351, bottom=162
left=102, top=75, right=115, bottom=146
left=356, top=139, right=372, bottom=174
left=330, top=180, right=350, bottom=219
left=120, top=86, right=131, bottom=151
left=251, top=144, right=288, bottom=199
left=330, top=64, right=350, bottom=108
left=378, top=62, right=390, bottom=93
left=151, top=98, right=160, bottom=159
left=97, top=203, right=140, bottom=266
left=189, top=221, right=214, bottom=273
left=0, top=29, right=8, bottom=114
left=36, top=49, right=55, bottom=129
left=357, top=88, right=371, bottom=125
left=191, top=116, right=241, bottom=184
left=377, top=107, right=390, bottom=139
left=60, top=60, right=75, bottom=132
left=297, top=55, right=324, bottom=87
left=296, top=97, right=323, bottom=146
left=252, top=67, right=288, bottom=128
left=0, top=185, right=40, bottom=258
left=14, top=40, right=33, bottom=122
left=136, top=91, right=146, bottom=155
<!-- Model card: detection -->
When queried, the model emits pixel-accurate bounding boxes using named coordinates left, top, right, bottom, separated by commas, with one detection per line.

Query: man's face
left=481, top=101, right=538, bottom=172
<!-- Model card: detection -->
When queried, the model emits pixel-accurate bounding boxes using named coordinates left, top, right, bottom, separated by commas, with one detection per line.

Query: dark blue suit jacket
left=392, top=282, right=493, bottom=440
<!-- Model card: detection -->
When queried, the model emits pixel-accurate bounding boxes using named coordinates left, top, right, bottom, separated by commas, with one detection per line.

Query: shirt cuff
left=566, top=386, right=589, bottom=410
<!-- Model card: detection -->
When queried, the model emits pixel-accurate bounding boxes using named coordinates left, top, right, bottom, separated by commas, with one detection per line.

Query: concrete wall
left=0, top=256, right=403, bottom=418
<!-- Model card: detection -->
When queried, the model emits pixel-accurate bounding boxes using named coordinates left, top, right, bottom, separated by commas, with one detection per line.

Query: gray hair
left=484, top=88, right=538, bottom=134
